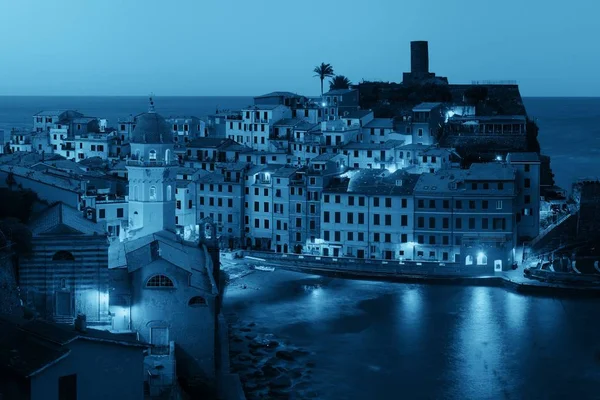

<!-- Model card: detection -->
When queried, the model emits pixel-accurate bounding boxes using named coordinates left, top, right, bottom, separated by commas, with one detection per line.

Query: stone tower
left=125, top=98, right=176, bottom=238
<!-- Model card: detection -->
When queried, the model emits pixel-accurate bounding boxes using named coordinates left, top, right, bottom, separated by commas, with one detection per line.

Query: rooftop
left=243, top=104, right=284, bottom=111
left=187, top=137, right=235, bottom=149
left=324, top=169, right=419, bottom=196
left=254, top=91, right=302, bottom=99
left=506, top=152, right=541, bottom=163
left=343, top=140, right=406, bottom=150
left=363, top=118, right=394, bottom=129
left=413, top=102, right=442, bottom=112
left=414, top=164, right=516, bottom=195
left=324, top=89, right=357, bottom=96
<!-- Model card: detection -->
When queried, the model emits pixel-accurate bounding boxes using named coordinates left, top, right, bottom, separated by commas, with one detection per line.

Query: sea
left=0, top=96, right=599, bottom=191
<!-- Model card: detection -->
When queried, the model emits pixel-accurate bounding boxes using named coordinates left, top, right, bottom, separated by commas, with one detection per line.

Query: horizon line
left=0, top=94, right=599, bottom=99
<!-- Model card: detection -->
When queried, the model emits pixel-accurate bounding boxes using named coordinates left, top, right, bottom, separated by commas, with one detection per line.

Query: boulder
left=266, top=340, right=280, bottom=349
left=240, top=327, right=252, bottom=332
left=261, top=364, right=279, bottom=378
left=238, top=354, right=252, bottom=362
left=270, top=376, right=292, bottom=389
left=275, top=350, right=294, bottom=361
left=306, top=361, right=316, bottom=368
left=244, top=334, right=257, bottom=340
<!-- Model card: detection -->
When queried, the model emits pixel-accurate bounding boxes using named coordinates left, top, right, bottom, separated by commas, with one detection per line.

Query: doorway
left=494, top=259, right=503, bottom=272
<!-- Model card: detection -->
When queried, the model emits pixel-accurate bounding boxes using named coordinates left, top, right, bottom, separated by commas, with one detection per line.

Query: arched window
left=149, top=149, right=157, bottom=160
left=133, top=185, right=139, bottom=201
left=165, top=149, right=171, bottom=163
left=465, top=255, right=474, bottom=265
left=188, top=296, right=207, bottom=307
left=477, top=253, right=488, bottom=265
left=146, top=275, right=175, bottom=288
left=135, top=149, right=141, bottom=160
left=149, top=186, right=157, bottom=201
left=52, top=251, right=75, bottom=261
left=166, top=185, right=172, bottom=201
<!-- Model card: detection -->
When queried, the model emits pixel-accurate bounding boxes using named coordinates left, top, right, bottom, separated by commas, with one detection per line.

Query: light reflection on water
left=225, top=271, right=600, bottom=399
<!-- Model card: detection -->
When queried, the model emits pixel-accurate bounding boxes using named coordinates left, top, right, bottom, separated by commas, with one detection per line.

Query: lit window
left=149, top=186, right=157, bottom=200
left=477, top=253, right=488, bottom=265
left=465, top=255, right=474, bottom=265
left=146, top=275, right=175, bottom=288
left=149, top=149, right=157, bottom=160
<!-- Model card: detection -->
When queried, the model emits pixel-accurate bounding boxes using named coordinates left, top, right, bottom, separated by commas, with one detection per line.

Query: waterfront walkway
left=223, top=253, right=600, bottom=296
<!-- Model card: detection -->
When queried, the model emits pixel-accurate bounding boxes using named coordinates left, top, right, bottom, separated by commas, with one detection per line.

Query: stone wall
left=441, top=135, right=528, bottom=152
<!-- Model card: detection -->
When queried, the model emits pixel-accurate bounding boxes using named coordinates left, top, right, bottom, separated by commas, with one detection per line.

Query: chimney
left=75, top=314, right=87, bottom=333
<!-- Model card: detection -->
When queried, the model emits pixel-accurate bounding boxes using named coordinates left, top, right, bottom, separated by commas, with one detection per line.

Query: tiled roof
left=0, top=315, right=148, bottom=378
left=414, top=164, right=516, bottom=195
left=0, top=165, right=85, bottom=193
left=363, top=118, right=394, bottom=129
left=324, top=169, right=419, bottom=196
left=29, top=202, right=106, bottom=236
left=413, top=102, right=442, bottom=112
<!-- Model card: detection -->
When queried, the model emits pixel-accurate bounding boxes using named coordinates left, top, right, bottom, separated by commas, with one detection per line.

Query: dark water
left=225, top=271, right=600, bottom=399
left=1, top=96, right=598, bottom=192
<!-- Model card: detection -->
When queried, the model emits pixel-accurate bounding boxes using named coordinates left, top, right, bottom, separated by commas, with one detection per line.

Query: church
left=19, top=100, right=222, bottom=395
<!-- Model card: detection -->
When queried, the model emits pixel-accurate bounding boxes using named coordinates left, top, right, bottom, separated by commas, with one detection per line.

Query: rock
left=249, top=370, right=264, bottom=379
left=270, top=376, right=292, bottom=388
left=290, top=368, right=303, bottom=379
left=249, top=341, right=266, bottom=349
left=233, top=337, right=244, bottom=343
left=245, top=334, right=257, bottom=340
left=238, top=354, right=252, bottom=362
left=268, top=389, right=291, bottom=399
left=305, top=391, right=320, bottom=398
left=249, top=348, right=266, bottom=357
left=261, top=364, right=279, bottom=378
left=240, top=327, right=252, bottom=332
left=248, top=322, right=257, bottom=327
left=294, top=381, right=312, bottom=390
left=229, top=349, right=242, bottom=357
left=306, top=361, right=316, bottom=368
left=276, top=350, right=294, bottom=361
left=266, top=340, right=280, bottom=349
left=292, top=349, right=309, bottom=357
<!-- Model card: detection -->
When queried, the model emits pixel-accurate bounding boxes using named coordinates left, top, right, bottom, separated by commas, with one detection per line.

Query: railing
left=529, top=212, right=574, bottom=249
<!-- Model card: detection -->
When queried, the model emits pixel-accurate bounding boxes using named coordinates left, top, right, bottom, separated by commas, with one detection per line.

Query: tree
left=329, top=75, right=352, bottom=91
left=313, top=62, right=334, bottom=96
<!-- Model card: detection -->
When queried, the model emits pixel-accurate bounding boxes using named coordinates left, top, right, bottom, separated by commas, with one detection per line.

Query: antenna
left=149, top=93, right=155, bottom=113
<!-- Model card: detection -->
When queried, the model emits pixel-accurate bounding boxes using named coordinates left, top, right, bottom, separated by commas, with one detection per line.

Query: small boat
left=254, top=265, right=275, bottom=272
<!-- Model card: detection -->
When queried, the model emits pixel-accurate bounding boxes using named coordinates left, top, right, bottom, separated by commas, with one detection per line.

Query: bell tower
left=125, top=97, right=176, bottom=238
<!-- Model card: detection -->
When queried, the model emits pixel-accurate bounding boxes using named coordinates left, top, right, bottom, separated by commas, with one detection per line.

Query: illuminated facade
left=413, top=163, right=518, bottom=271
left=319, top=169, right=418, bottom=259
left=19, top=202, right=110, bottom=325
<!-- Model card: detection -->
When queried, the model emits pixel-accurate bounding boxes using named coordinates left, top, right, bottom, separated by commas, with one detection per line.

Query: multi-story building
left=343, top=140, right=406, bottom=170
left=413, top=162, right=517, bottom=271
left=506, top=152, right=541, bottom=240
left=197, top=167, right=246, bottom=249
left=166, top=116, right=204, bottom=145
left=228, top=105, right=292, bottom=151
left=362, top=118, right=395, bottom=144
left=74, top=131, right=119, bottom=161
left=319, top=169, right=418, bottom=259
left=321, top=89, right=360, bottom=118
left=321, top=119, right=360, bottom=150
left=289, top=155, right=347, bottom=254
left=411, top=102, right=444, bottom=145
left=81, top=193, right=128, bottom=242
left=33, top=110, right=83, bottom=133
left=9, top=129, right=33, bottom=152
left=443, top=114, right=528, bottom=151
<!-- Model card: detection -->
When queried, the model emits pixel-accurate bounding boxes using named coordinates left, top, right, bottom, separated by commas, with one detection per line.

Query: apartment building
left=197, top=164, right=246, bottom=248
left=320, top=169, right=418, bottom=259
left=413, top=162, right=518, bottom=271
left=411, top=103, right=444, bottom=145
left=227, top=105, right=292, bottom=151
left=506, top=152, right=541, bottom=240
left=290, top=155, right=347, bottom=254
left=343, top=140, right=406, bottom=170
left=320, top=119, right=360, bottom=150
left=362, top=118, right=395, bottom=144
left=166, top=116, right=204, bottom=145
left=321, top=89, right=360, bottom=118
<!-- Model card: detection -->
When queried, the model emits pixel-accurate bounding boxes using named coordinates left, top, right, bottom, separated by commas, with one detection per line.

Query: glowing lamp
left=322, top=102, right=326, bottom=107
left=478, top=252, right=485, bottom=259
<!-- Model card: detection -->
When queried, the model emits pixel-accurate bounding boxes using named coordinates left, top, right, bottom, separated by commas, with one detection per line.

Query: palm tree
left=329, top=75, right=352, bottom=91
left=313, top=63, right=334, bottom=96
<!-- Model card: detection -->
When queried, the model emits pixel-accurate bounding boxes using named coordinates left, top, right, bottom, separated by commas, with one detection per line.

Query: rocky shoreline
left=227, top=317, right=320, bottom=400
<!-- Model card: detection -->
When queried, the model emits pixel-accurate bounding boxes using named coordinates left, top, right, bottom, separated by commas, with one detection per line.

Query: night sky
left=0, top=0, right=598, bottom=96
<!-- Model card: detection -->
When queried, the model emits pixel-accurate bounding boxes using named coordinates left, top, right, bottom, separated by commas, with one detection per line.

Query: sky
left=0, top=0, right=598, bottom=97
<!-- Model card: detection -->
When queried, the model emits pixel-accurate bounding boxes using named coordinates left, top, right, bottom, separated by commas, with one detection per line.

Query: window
left=429, top=217, right=435, bottom=228
left=498, top=182, right=504, bottom=190
left=324, top=211, right=330, bottom=223
left=359, top=197, right=365, bottom=206
left=146, top=275, right=175, bottom=288
left=477, top=253, right=488, bottom=265
left=373, top=197, right=380, bottom=207
left=166, top=185, right=172, bottom=201
left=456, top=200, right=462, bottom=209
left=482, top=200, right=488, bottom=209
left=385, top=198, right=392, bottom=208
left=51, top=250, right=75, bottom=263
left=177, top=200, right=182, bottom=209
left=335, top=212, right=341, bottom=223
left=465, top=255, right=474, bottom=265
left=188, top=296, right=207, bottom=307
left=58, top=374, right=77, bottom=400
left=401, top=215, right=408, bottom=226
left=347, top=212, right=354, bottom=224
left=385, top=215, right=392, bottom=226
left=524, top=178, right=531, bottom=188
left=469, top=200, right=476, bottom=209
left=524, top=164, right=530, bottom=172
left=496, top=200, right=503, bottom=210
left=525, top=195, right=531, bottom=204
left=348, top=196, right=355, bottom=206
left=429, top=199, right=435, bottom=209
left=401, top=234, right=407, bottom=243
left=117, top=208, right=124, bottom=218
left=456, top=218, right=462, bottom=229
left=469, top=218, right=475, bottom=230
left=443, top=200, right=449, bottom=209
left=374, top=214, right=380, bottom=225
left=149, top=149, right=157, bottom=160
left=443, top=218, right=449, bottom=229
left=482, top=218, right=489, bottom=229
left=401, top=198, right=407, bottom=208
left=417, top=217, right=424, bottom=228
left=418, top=199, right=424, bottom=209
left=99, top=209, right=106, bottom=218
left=149, top=186, right=157, bottom=200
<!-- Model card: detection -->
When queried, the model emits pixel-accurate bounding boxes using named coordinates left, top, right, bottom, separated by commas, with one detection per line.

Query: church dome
left=131, top=112, right=173, bottom=144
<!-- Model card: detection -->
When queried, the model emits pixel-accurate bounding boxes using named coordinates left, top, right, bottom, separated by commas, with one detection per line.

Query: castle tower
left=125, top=97, right=176, bottom=238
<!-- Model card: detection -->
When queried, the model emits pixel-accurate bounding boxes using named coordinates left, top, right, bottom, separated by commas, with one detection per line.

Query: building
left=319, top=169, right=418, bottom=259
left=362, top=118, right=395, bottom=144
left=125, top=108, right=177, bottom=240
left=443, top=114, right=528, bottom=151
left=411, top=103, right=444, bottom=145
left=506, top=152, right=541, bottom=240
left=0, top=315, right=148, bottom=400
left=413, top=163, right=517, bottom=271
left=227, top=104, right=292, bottom=151
left=19, top=202, right=111, bottom=325
left=321, top=89, right=360, bottom=118
left=166, top=116, right=204, bottom=145
left=574, top=178, right=600, bottom=241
